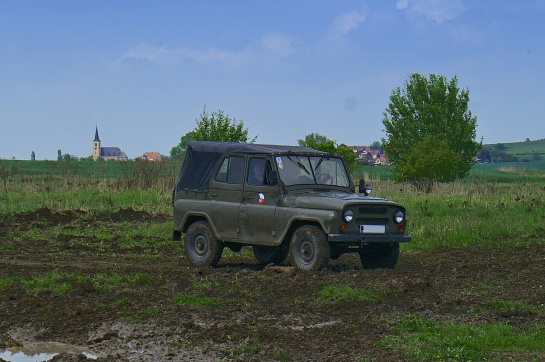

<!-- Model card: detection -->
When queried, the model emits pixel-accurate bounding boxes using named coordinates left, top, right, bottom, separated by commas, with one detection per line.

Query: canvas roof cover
left=176, top=141, right=327, bottom=191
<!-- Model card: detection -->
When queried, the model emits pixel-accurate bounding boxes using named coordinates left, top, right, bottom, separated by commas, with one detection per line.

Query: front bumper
left=328, top=233, right=412, bottom=244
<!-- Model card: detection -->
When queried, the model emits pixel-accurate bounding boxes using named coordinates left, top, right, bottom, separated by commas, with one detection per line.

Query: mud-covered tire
left=253, top=244, right=289, bottom=265
left=359, top=243, right=399, bottom=270
left=290, top=226, right=330, bottom=271
left=184, top=221, right=223, bottom=267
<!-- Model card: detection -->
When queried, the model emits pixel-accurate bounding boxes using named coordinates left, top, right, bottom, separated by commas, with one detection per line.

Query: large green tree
left=170, top=107, right=256, bottom=158
left=382, top=73, right=481, bottom=190
left=298, top=133, right=358, bottom=172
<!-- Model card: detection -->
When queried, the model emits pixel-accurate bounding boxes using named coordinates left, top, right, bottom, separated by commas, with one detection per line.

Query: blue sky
left=1, top=1, right=544, bottom=160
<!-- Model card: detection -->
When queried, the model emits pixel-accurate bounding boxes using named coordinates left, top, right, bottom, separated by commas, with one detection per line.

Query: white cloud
left=396, top=0, right=409, bottom=10
left=259, top=32, right=296, bottom=58
left=115, top=33, right=296, bottom=69
left=397, top=0, right=466, bottom=24
left=331, top=10, right=368, bottom=36
left=319, top=9, right=368, bottom=51
left=116, top=42, right=172, bottom=64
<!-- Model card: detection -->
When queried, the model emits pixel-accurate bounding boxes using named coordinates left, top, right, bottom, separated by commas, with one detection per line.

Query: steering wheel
left=318, top=173, right=333, bottom=185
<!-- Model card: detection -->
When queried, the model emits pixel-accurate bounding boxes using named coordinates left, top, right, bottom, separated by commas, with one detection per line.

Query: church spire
left=93, top=126, right=101, bottom=142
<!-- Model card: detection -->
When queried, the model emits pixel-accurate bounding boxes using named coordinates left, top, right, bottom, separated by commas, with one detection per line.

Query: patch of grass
left=92, top=273, right=124, bottom=293
left=232, top=327, right=269, bottom=357
left=0, top=276, right=21, bottom=289
left=190, top=275, right=220, bottom=292
left=318, top=282, right=379, bottom=304
left=271, top=344, right=291, bottom=362
left=381, top=314, right=545, bottom=361
left=126, top=272, right=155, bottom=285
left=0, top=243, right=14, bottom=250
left=488, top=299, right=545, bottom=315
left=22, top=271, right=75, bottom=295
left=356, top=356, right=372, bottom=362
left=174, top=295, right=223, bottom=307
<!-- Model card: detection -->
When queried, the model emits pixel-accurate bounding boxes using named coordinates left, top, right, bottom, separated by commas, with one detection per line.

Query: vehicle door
left=208, top=155, right=244, bottom=241
left=238, top=156, right=279, bottom=244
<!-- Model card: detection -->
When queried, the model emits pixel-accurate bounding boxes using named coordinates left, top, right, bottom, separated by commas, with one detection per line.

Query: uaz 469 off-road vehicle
left=173, top=141, right=411, bottom=270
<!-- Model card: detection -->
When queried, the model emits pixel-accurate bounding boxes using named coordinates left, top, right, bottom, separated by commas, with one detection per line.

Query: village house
left=352, top=146, right=390, bottom=165
left=140, top=152, right=163, bottom=161
left=92, top=127, right=128, bottom=161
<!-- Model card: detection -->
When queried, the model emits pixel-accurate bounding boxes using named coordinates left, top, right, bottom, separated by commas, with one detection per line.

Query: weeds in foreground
left=380, top=314, right=545, bottom=361
left=488, top=299, right=545, bottom=316
left=317, top=282, right=380, bottom=304
left=0, top=271, right=156, bottom=295
left=22, top=271, right=76, bottom=295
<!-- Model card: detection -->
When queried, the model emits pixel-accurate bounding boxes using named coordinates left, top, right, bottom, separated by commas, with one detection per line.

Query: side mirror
left=267, top=171, right=278, bottom=186
left=359, top=179, right=372, bottom=196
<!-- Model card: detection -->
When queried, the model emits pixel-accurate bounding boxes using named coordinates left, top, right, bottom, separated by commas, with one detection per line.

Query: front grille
left=358, top=206, right=387, bottom=215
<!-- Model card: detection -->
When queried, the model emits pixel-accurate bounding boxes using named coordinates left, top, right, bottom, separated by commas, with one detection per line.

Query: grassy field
left=1, top=158, right=544, bottom=253
left=488, top=138, right=545, bottom=162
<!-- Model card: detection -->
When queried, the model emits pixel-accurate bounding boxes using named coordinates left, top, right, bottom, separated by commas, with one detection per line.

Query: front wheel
left=253, top=244, right=289, bottom=265
left=184, top=221, right=223, bottom=267
left=359, top=243, right=399, bottom=269
left=290, top=226, right=330, bottom=271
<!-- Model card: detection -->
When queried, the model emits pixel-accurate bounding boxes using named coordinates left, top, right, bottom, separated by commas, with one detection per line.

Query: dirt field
left=1, top=208, right=544, bottom=361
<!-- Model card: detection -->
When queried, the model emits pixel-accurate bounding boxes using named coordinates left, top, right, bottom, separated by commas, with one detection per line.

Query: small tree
left=477, top=145, right=492, bottom=163
left=382, top=73, right=480, bottom=189
left=31, top=151, right=35, bottom=161
left=369, top=141, right=381, bottom=150
left=298, top=133, right=358, bottom=172
left=57, top=149, right=62, bottom=161
left=495, top=143, right=507, bottom=151
left=170, top=132, right=196, bottom=159
left=170, top=107, right=256, bottom=158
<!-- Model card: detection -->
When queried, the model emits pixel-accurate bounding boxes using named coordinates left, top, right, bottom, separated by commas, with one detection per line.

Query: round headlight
left=393, top=210, right=405, bottom=224
left=343, top=209, right=354, bottom=222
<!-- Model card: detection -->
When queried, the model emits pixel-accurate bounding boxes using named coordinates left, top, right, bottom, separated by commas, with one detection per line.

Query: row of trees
left=478, top=145, right=542, bottom=163
left=171, top=73, right=482, bottom=192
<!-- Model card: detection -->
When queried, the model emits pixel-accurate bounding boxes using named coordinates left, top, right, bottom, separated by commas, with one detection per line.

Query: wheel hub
left=300, top=241, right=314, bottom=262
left=195, top=235, right=207, bottom=255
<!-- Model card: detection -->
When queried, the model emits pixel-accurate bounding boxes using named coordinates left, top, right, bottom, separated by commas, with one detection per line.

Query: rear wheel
left=253, top=244, right=289, bottom=265
left=359, top=243, right=399, bottom=269
left=290, top=226, right=330, bottom=271
left=184, top=221, right=223, bottom=267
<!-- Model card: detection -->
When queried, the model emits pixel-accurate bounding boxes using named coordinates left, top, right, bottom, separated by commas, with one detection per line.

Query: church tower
left=92, top=126, right=101, bottom=161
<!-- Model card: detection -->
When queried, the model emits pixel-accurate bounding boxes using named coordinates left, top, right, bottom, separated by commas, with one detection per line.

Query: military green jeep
left=173, top=141, right=411, bottom=271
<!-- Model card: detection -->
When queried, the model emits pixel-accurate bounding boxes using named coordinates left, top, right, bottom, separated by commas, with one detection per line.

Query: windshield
left=275, top=155, right=350, bottom=187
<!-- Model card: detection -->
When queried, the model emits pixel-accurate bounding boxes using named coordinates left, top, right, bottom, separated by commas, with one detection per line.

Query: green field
left=1, top=158, right=544, bottom=252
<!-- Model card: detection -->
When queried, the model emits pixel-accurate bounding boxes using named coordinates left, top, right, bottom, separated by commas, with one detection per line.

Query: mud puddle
left=0, top=342, right=97, bottom=361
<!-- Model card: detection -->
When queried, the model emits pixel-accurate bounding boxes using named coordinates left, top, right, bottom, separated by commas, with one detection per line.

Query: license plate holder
left=360, top=225, right=385, bottom=234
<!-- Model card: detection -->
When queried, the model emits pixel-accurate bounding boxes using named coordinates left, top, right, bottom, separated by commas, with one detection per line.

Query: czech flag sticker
left=257, top=193, right=265, bottom=204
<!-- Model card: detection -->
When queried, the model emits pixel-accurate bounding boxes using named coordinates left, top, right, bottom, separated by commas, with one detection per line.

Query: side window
left=247, top=158, right=272, bottom=186
left=214, top=156, right=244, bottom=184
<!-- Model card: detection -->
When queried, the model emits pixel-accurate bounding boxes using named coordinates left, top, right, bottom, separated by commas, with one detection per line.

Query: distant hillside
left=484, top=139, right=545, bottom=162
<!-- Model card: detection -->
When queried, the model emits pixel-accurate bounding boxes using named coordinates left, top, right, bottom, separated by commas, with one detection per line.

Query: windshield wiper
left=314, top=156, right=328, bottom=171
left=287, top=155, right=311, bottom=176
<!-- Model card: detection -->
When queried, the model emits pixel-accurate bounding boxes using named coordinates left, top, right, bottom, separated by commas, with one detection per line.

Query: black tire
left=184, top=221, right=223, bottom=267
left=290, top=226, right=330, bottom=271
left=359, top=243, right=400, bottom=270
left=253, top=244, right=289, bottom=265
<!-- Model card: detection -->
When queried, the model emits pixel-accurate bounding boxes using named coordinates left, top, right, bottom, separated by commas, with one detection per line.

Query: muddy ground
left=0, top=208, right=544, bottom=361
